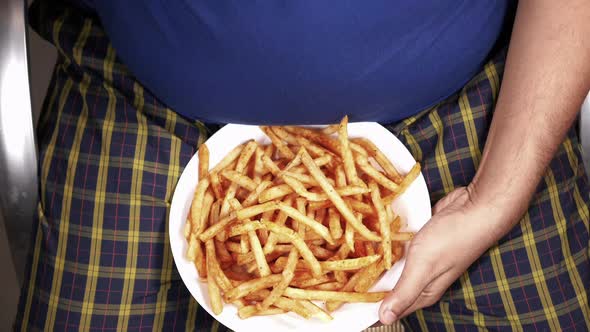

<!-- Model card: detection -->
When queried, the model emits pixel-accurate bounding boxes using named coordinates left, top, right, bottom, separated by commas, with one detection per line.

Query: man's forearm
left=471, top=0, right=590, bottom=237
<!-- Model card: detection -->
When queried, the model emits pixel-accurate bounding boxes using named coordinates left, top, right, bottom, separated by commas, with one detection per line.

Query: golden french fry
left=343, top=197, right=376, bottom=216
left=274, top=297, right=313, bottom=319
left=205, top=240, right=233, bottom=292
left=236, top=201, right=279, bottom=220
left=209, top=144, right=245, bottom=174
left=242, top=180, right=272, bottom=207
left=228, top=220, right=265, bottom=237
left=281, top=172, right=319, bottom=186
left=300, top=149, right=380, bottom=242
left=314, top=281, right=346, bottom=291
left=355, top=154, right=400, bottom=193
left=320, top=124, right=339, bottom=135
left=261, top=154, right=282, bottom=176
left=309, top=245, right=334, bottom=260
left=224, top=274, right=282, bottom=303
left=258, top=184, right=295, bottom=202
left=298, top=300, right=334, bottom=321
left=253, top=147, right=265, bottom=183
left=219, top=140, right=259, bottom=213
left=221, top=170, right=258, bottom=191
left=307, top=200, right=332, bottom=211
left=263, top=196, right=294, bottom=254
left=369, top=181, right=392, bottom=268
left=262, top=220, right=323, bottom=277
left=259, top=248, right=299, bottom=310
left=351, top=137, right=403, bottom=183
left=390, top=232, right=415, bottom=241
left=207, top=263, right=223, bottom=315
left=327, top=207, right=343, bottom=240
left=290, top=275, right=332, bottom=288
left=276, top=202, right=334, bottom=244
left=260, top=126, right=295, bottom=159
left=190, top=177, right=210, bottom=236
left=238, top=306, right=286, bottom=319
left=397, top=162, right=421, bottom=195
left=283, top=175, right=370, bottom=202
left=198, top=143, right=210, bottom=181
left=345, top=215, right=355, bottom=252
left=320, top=255, right=381, bottom=271
left=199, top=212, right=238, bottom=241
left=209, top=172, right=224, bottom=200
left=354, top=260, right=386, bottom=292
left=215, top=239, right=233, bottom=263
left=284, top=287, right=388, bottom=302
left=225, top=241, right=248, bottom=254
left=338, top=116, right=362, bottom=187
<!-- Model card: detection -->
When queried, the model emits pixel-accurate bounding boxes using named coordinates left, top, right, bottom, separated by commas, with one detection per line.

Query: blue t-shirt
left=84, top=1, right=510, bottom=124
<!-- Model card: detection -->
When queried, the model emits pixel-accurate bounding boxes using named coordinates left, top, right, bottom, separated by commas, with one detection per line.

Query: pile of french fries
left=185, top=116, right=420, bottom=320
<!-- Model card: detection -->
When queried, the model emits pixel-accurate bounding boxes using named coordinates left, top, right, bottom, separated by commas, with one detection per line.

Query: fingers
left=378, top=259, right=433, bottom=324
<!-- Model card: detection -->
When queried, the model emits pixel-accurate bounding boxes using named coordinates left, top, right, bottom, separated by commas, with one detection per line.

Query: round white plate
left=169, top=122, right=431, bottom=332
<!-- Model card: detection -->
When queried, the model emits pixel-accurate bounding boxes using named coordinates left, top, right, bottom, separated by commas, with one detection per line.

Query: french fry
left=301, top=150, right=380, bottom=242
left=198, top=143, right=210, bottom=181
left=284, top=288, right=388, bottom=303
left=355, top=154, right=400, bottom=193
left=205, top=240, right=233, bottom=292
left=320, top=255, right=381, bottom=271
left=215, top=240, right=233, bottom=263
left=228, top=220, right=265, bottom=237
left=207, top=260, right=223, bottom=315
left=369, top=181, right=392, bottom=269
left=259, top=248, right=299, bottom=310
left=209, top=172, right=224, bottom=200
left=209, top=144, right=245, bottom=174
left=327, top=207, right=343, bottom=240
left=199, top=212, right=238, bottom=241
left=290, top=275, right=332, bottom=288
left=238, top=306, right=286, bottom=319
left=338, top=116, right=362, bottom=187
left=260, top=126, right=295, bottom=159
left=309, top=245, right=334, bottom=260
left=261, top=154, right=282, bottom=176
left=253, top=147, right=264, bottom=183
left=242, top=180, right=272, bottom=208
left=263, top=196, right=294, bottom=254
left=262, top=220, right=323, bottom=277
left=224, top=274, right=282, bottom=303
left=298, top=300, right=334, bottom=321
left=190, top=178, right=211, bottom=238
left=313, top=281, right=346, bottom=291
left=226, top=241, right=248, bottom=254
left=274, top=297, right=313, bottom=319
left=319, top=124, right=339, bottom=135
left=390, top=232, right=415, bottom=241
left=353, top=260, right=386, bottom=293
left=351, top=138, right=403, bottom=182
left=276, top=202, right=334, bottom=244
left=221, top=170, right=258, bottom=191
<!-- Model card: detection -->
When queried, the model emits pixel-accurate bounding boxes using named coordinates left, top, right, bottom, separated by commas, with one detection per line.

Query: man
left=16, top=0, right=590, bottom=330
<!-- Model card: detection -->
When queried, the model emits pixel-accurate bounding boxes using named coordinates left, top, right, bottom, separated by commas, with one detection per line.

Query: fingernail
left=382, top=310, right=397, bottom=324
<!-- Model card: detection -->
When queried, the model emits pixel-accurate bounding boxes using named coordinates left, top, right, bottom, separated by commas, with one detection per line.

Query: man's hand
left=378, top=186, right=500, bottom=324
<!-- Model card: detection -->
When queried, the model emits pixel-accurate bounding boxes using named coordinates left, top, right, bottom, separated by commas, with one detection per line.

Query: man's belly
left=92, top=1, right=509, bottom=124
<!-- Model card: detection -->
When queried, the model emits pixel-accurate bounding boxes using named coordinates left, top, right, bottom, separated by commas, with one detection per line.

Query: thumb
left=379, top=260, right=431, bottom=324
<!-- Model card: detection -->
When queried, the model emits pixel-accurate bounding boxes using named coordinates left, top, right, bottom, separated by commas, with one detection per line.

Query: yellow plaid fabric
left=15, top=1, right=589, bottom=331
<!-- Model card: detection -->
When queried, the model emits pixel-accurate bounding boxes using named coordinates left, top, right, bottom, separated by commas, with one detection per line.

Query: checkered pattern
left=15, top=1, right=589, bottom=331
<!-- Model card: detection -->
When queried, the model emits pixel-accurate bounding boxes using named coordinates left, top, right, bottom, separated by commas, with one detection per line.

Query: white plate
left=169, top=123, right=431, bottom=332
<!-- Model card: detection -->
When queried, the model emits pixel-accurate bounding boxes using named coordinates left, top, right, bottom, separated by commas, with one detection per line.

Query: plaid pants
left=16, top=2, right=590, bottom=331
